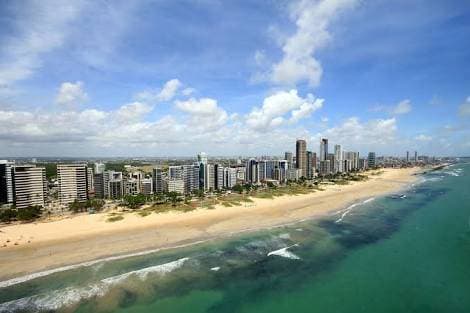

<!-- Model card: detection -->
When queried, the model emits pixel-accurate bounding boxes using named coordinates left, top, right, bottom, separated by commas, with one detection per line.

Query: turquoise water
left=1, top=163, right=469, bottom=313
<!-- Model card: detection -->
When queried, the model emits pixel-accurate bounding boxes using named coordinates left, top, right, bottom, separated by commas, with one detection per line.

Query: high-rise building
left=258, top=160, right=267, bottom=182
left=334, top=145, right=343, bottom=173
left=93, top=172, right=104, bottom=199
left=368, top=152, right=376, bottom=168
left=153, top=167, right=164, bottom=194
left=11, top=165, right=47, bottom=210
left=182, top=164, right=200, bottom=194
left=406, top=151, right=410, bottom=162
left=414, top=151, right=418, bottom=163
left=284, top=152, right=293, bottom=168
left=197, top=152, right=209, bottom=190
left=296, top=139, right=307, bottom=178
left=214, top=164, right=224, bottom=190
left=320, top=138, right=328, bottom=161
left=245, top=159, right=258, bottom=183
left=125, top=178, right=140, bottom=196
left=306, top=151, right=314, bottom=179
left=0, top=160, right=14, bottom=205
left=107, top=171, right=124, bottom=199
left=223, top=167, right=237, bottom=188
left=57, top=164, right=89, bottom=205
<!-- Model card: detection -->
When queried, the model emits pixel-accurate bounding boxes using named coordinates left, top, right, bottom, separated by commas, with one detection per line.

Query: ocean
left=1, top=162, right=469, bottom=313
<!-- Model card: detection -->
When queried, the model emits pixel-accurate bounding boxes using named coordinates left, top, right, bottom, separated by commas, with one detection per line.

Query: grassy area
left=106, top=213, right=124, bottom=222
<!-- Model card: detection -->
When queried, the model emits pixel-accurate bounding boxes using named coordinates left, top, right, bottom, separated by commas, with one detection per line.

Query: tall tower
left=406, top=151, right=410, bottom=162
left=296, top=139, right=307, bottom=178
left=12, top=165, right=47, bottom=209
left=334, top=145, right=343, bottom=173
left=0, top=160, right=14, bottom=205
left=320, top=138, right=328, bottom=161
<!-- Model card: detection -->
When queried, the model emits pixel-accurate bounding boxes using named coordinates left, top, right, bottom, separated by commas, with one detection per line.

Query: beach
left=0, top=168, right=419, bottom=282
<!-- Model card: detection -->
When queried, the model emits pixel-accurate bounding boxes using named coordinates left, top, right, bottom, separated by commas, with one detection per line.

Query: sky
left=0, top=0, right=470, bottom=158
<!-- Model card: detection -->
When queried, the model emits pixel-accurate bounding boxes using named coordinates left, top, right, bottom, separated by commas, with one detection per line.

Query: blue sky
left=0, top=0, right=469, bottom=157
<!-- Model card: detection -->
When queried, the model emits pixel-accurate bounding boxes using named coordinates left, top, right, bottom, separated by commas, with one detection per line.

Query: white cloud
left=270, top=0, right=357, bottom=86
left=135, top=79, right=182, bottom=103
left=459, top=96, right=470, bottom=117
left=245, top=89, right=323, bottom=131
left=55, top=81, right=88, bottom=109
left=415, top=134, right=432, bottom=141
left=371, top=99, right=412, bottom=115
left=392, top=99, right=412, bottom=115
left=116, top=102, right=154, bottom=122
left=0, top=2, right=84, bottom=86
left=175, top=97, right=228, bottom=130
left=321, top=117, right=397, bottom=147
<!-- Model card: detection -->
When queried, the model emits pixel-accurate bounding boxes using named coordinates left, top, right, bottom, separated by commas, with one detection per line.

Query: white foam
left=101, top=257, right=189, bottom=286
left=278, top=233, right=291, bottom=239
left=0, top=258, right=189, bottom=312
left=0, top=240, right=207, bottom=289
left=210, top=267, right=220, bottom=271
left=267, top=244, right=300, bottom=260
left=335, top=198, right=375, bottom=223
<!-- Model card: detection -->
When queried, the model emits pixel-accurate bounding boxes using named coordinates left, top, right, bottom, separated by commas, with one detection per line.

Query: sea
left=1, top=161, right=469, bottom=313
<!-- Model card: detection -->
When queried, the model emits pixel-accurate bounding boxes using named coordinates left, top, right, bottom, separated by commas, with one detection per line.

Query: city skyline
left=1, top=1, right=470, bottom=157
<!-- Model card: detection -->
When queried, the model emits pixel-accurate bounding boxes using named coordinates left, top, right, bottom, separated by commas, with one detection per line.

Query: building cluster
left=4, top=137, right=437, bottom=212
left=244, top=139, right=375, bottom=185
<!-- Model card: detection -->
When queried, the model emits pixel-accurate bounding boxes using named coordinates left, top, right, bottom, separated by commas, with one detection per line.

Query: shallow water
left=1, top=163, right=469, bottom=313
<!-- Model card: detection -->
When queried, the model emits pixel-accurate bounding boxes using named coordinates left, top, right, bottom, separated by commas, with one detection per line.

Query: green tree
left=17, top=206, right=42, bottom=221
left=122, top=194, right=147, bottom=209
left=166, top=191, right=182, bottom=206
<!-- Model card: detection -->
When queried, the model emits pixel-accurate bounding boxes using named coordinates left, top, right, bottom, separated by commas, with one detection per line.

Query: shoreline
left=0, top=168, right=420, bottom=283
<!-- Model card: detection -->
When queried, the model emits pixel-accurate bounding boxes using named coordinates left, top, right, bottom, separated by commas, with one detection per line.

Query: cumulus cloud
left=459, top=96, right=470, bottom=117
left=182, top=87, right=196, bottom=96
left=175, top=97, right=229, bottom=130
left=135, top=79, right=182, bottom=103
left=270, top=0, right=357, bottom=86
left=246, top=89, right=323, bottom=131
left=321, top=117, right=397, bottom=147
left=55, top=81, right=88, bottom=109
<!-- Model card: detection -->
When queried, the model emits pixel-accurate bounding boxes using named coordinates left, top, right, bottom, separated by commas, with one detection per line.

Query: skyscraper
left=320, top=138, right=328, bottom=161
left=0, top=160, right=14, bottom=205
left=414, top=151, right=418, bottom=163
left=306, top=151, right=314, bottom=179
left=296, top=139, right=307, bottom=178
left=152, top=167, right=164, bottom=194
left=406, top=151, right=410, bottom=162
left=57, top=164, right=89, bottom=205
left=368, top=152, right=376, bottom=168
left=334, top=145, right=343, bottom=173
left=12, top=165, right=47, bottom=209
left=245, top=159, right=258, bottom=183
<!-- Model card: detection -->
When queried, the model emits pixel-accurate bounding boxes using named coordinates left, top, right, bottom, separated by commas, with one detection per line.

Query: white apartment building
left=12, top=165, right=47, bottom=209
left=57, top=164, right=89, bottom=205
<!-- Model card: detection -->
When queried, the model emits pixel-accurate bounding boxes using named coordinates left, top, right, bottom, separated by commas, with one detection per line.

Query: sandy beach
left=0, top=168, right=419, bottom=282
